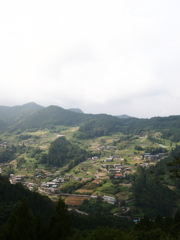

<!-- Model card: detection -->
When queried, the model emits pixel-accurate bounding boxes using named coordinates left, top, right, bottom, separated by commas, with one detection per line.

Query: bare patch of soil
left=65, top=196, right=90, bottom=206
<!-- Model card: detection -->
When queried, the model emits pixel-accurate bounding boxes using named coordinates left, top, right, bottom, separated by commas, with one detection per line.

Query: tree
left=49, top=198, right=71, bottom=240
left=1, top=198, right=35, bottom=240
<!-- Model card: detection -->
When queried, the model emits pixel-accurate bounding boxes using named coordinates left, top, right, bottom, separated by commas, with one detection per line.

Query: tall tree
left=49, top=198, right=72, bottom=240
left=1, top=198, right=35, bottom=240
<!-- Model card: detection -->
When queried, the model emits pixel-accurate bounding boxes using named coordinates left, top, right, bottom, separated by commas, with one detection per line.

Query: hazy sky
left=0, top=0, right=180, bottom=118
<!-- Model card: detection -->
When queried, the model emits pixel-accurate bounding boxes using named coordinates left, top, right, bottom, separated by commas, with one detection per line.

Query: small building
left=114, top=174, right=123, bottom=179
left=14, top=175, right=24, bottom=182
left=46, top=182, right=59, bottom=187
left=52, top=177, right=64, bottom=183
left=103, top=195, right=116, bottom=204
left=108, top=169, right=121, bottom=173
left=144, top=154, right=159, bottom=160
left=104, top=157, right=114, bottom=162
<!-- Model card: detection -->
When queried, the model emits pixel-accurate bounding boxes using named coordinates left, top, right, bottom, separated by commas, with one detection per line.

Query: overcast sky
left=0, top=0, right=180, bottom=118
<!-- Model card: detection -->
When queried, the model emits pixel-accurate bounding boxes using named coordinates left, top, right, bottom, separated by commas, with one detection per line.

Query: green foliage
left=134, top=145, right=144, bottom=151
left=74, top=117, right=123, bottom=139
left=49, top=198, right=72, bottom=240
left=0, top=145, right=17, bottom=163
left=0, top=175, right=55, bottom=226
left=78, top=198, right=115, bottom=215
left=18, top=134, right=32, bottom=140
left=60, top=181, right=87, bottom=193
left=0, top=174, right=180, bottom=240
left=1, top=198, right=35, bottom=240
left=47, top=136, right=88, bottom=167
left=144, top=146, right=168, bottom=155
left=133, top=166, right=174, bottom=218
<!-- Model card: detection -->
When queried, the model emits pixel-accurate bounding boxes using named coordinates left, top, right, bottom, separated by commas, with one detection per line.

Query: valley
left=0, top=124, right=174, bottom=219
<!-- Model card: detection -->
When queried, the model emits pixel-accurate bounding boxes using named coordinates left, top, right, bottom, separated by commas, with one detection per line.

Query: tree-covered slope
left=41, top=136, right=88, bottom=167
left=8, top=106, right=123, bottom=132
left=0, top=175, right=55, bottom=228
left=1, top=102, right=180, bottom=142
left=0, top=102, right=43, bottom=128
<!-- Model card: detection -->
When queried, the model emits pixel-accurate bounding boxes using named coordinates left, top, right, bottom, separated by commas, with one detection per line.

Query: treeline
left=74, top=117, right=123, bottom=138
left=74, top=115, right=180, bottom=142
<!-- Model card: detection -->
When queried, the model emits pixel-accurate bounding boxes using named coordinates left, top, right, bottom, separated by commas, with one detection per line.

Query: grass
left=126, top=201, right=135, bottom=206
left=111, top=207, right=121, bottom=214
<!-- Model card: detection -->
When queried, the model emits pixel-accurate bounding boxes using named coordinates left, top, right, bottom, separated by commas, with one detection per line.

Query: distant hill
left=116, top=114, right=132, bottom=119
left=7, top=105, right=124, bottom=133
left=0, top=102, right=43, bottom=123
left=68, top=108, right=84, bottom=114
left=0, top=102, right=43, bottom=132
left=1, top=103, right=180, bottom=142
left=7, top=105, right=92, bottom=132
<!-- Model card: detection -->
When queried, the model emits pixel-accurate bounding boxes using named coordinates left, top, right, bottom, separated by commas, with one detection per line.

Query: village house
left=114, top=173, right=126, bottom=179
left=90, top=195, right=98, bottom=199
left=108, top=169, right=121, bottom=173
left=103, top=195, right=116, bottom=204
left=13, top=175, right=24, bottom=183
left=140, top=163, right=149, bottom=168
left=144, top=154, right=159, bottom=160
left=41, top=182, right=59, bottom=188
left=114, top=173, right=123, bottom=179
left=104, top=157, right=114, bottom=162
left=41, top=182, right=48, bottom=187
left=52, top=177, right=64, bottom=183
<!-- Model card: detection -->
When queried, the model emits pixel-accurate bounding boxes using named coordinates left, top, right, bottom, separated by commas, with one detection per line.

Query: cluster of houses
left=9, top=173, right=66, bottom=192
left=41, top=177, right=64, bottom=188
left=0, top=142, right=8, bottom=148
left=102, top=162, right=130, bottom=178
left=9, top=174, right=37, bottom=191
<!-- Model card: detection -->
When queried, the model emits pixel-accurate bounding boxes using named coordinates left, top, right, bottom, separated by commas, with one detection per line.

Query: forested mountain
left=68, top=108, right=84, bottom=114
left=0, top=102, right=43, bottom=132
left=75, top=115, right=180, bottom=141
left=0, top=103, right=180, bottom=142
left=0, top=102, right=43, bottom=124
left=116, top=114, right=132, bottom=119
left=7, top=105, right=122, bottom=133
